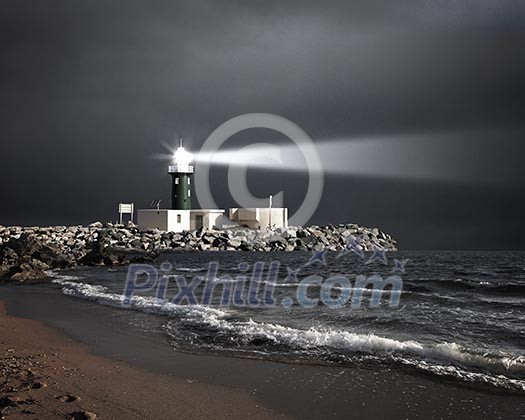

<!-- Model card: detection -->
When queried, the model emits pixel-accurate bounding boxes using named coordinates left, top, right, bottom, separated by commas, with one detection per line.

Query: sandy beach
left=0, top=298, right=288, bottom=420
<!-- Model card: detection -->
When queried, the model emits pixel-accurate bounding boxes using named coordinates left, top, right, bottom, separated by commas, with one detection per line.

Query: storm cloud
left=0, top=0, right=524, bottom=249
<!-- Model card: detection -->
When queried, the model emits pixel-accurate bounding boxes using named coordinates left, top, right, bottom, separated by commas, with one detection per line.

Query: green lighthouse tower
left=168, top=139, right=194, bottom=210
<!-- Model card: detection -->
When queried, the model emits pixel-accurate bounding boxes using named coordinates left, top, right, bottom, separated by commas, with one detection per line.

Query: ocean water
left=48, top=250, right=525, bottom=394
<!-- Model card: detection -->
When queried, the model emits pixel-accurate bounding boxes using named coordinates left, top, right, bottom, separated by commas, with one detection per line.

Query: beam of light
left=152, top=129, right=523, bottom=186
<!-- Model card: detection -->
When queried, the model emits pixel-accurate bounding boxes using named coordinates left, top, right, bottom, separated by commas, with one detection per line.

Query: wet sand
left=1, top=283, right=524, bottom=420
left=0, top=298, right=287, bottom=419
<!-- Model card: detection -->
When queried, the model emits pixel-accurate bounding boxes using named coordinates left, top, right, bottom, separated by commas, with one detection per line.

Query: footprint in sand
left=31, top=381, right=47, bottom=389
left=56, top=394, right=80, bottom=403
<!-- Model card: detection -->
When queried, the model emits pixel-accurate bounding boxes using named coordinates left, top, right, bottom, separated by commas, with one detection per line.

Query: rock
left=229, top=238, right=242, bottom=248
left=0, top=246, right=18, bottom=267
left=239, top=241, right=254, bottom=251
left=268, top=234, right=286, bottom=244
left=9, top=259, right=49, bottom=282
left=69, top=411, right=97, bottom=420
left=0, top=265, right=13, bottom=279
left=281, top=229, right=297, bottom=239
left=78, top=240, right=128, bottom=266
left=297, top=229, right=310, bottom=238
left=1, top=233, right=72, bottom=270
left=0, top=223, right=396, bottom=274
left=37, top=244, right=73, bottom=268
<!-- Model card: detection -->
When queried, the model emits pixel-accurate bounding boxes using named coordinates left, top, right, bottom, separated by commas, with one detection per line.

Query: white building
left=137, top=207, right=290, bottom=232
left=229, top=207, right=288, bottom=230
left=137, top=209, right=225, bottom=232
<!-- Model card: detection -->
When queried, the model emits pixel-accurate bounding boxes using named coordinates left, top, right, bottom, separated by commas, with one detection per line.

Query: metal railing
left=168, top=164, right=194, bottom=173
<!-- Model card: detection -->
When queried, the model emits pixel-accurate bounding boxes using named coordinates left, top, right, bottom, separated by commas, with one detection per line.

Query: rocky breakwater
left=0, top=222, right=396, bottom=281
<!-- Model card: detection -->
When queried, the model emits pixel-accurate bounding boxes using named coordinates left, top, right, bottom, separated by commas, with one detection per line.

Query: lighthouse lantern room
left=168, top=139, right=194, bottom=210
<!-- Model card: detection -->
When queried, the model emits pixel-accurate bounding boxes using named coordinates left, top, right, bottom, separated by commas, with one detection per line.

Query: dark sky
left=1, top=0, right=524, bottom=250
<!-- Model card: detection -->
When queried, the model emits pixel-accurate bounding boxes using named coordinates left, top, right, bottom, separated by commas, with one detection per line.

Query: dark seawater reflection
left=50, top=251, right=525, bottom=393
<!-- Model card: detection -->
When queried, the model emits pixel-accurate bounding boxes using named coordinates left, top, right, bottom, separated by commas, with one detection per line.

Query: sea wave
left=51, top=273, right=525, bottom=393
left=176, top=267, right=207, bottom=273
left=164, top=317, right=525, bottom=392
left=410, top=277, right=525, bottom=294
left=51, top=277, right=230, bottom=321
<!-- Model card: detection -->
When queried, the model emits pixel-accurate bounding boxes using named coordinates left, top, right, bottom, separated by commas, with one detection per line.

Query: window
left=175, top=177, right=179, bottom=184
left=177, top=214, right=181, bottom=223
left=188, top=190, right=191, bottom=197
left=188, top=178, right=191, bottom=185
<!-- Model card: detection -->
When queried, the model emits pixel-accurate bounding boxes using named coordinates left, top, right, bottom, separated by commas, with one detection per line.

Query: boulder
left=0, top=246, right=18, bottom=267
left=239, top=241, right=254, bottom=251
left=268, top=234, right=286, bottom=245
left=281, top=229, right=297, bottom=239
left=9, top=258, right=49, bottom=281
left=296, top=229, right=310, bottom=238
left=78, top=240, right=128, bottom=266
left=228, top=238, right=242, bottom=248
left=1, top=233, right=73, bottom=269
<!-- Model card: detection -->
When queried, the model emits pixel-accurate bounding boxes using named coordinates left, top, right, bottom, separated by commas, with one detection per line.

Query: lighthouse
left=168, top=139, right=194, bottom=210
left=137, top=136, right=287, bottom=232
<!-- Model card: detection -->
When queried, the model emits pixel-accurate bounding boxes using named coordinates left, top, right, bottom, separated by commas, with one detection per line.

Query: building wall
left=137, top=209, right=190, bottom=232
left=229, top=208, right=288, bottom=229
left=139, top=208, right=288, bottom=231
left=168, top=210, right=191, bottom=231
left=189, top=210, right=225, bottom=230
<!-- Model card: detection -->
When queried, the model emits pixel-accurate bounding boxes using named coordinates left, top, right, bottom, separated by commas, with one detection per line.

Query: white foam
left=393, top=356, right=525, bottom=391
left=45, top=270, right=83, bottom=282
left=51, top=277, right=229, bottom=321
left=165, top=314, right=525, bottom=392
left=176, top=267, right=206, bottom=273
left=51, top=273, right=525, bottom=392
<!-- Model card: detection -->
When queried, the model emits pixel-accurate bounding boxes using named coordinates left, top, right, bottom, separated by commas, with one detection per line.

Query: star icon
left=306, top=248, right=328, bottom=266
left=346, top=234, right=362, bottom=248
left=337, top=234, right=364, bottom=259
left=391, top=258, right=409, bottom=274
left=336, top=247, right=351, bottom=259
left=285, top=266, right=301, bottom=283
left=366, top=246, right=388, bottom=265
left=337, top=243, right=364, bottom=259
